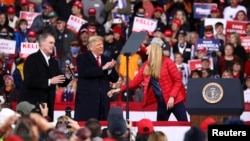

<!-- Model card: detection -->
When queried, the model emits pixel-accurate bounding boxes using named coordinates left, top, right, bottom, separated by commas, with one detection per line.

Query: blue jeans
left=156, top=96, right=188, bottom=121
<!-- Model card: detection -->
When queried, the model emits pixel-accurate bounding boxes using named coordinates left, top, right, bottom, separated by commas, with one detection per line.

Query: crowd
left=0, top=0, right=250, bottom=140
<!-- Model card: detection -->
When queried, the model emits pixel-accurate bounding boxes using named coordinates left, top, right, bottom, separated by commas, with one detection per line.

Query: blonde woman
left=108, top=38, right=187, bottom=121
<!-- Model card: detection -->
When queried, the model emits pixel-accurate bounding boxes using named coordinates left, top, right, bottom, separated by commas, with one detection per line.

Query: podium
left=186, top=78, right=244, bottom=127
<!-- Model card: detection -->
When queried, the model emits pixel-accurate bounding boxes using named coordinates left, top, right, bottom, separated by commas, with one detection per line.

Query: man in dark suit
left=74, top=35, right=119, bottom=121
left=19, top=33, right=72, bottom=121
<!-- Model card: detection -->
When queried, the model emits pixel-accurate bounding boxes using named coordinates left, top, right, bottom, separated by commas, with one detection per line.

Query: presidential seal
left=202, top=82, right=223, bottom=104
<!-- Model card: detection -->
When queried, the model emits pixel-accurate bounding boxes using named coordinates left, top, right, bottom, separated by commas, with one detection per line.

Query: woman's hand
left=107, top=88, right=121, bottom=97
left=167, top=97, right=175, bottom=110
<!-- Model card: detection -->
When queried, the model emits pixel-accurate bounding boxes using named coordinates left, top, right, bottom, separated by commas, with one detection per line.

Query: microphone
left=65, top=60, right=75, bottom=78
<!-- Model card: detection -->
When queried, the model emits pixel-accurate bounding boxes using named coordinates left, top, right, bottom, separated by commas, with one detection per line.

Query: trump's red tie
left=96, top=56, right=101, bottom=67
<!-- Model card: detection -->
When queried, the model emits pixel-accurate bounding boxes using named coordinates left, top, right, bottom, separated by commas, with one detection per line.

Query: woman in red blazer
left=108, top=40, right=187, bottom=121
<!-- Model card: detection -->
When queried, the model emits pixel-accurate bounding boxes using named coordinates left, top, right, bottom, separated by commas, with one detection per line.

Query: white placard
left=132, top=17, right=158, bottom=32
left=0, top=39, right=16, bottom=54
left=67, top=15, right=87, bottom=33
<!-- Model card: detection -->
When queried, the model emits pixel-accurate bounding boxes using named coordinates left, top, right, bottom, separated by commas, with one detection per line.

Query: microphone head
left=65, top=60, right=70, bottom=65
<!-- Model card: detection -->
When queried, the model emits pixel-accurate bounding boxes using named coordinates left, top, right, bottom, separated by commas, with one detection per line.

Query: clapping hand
left=107, top=88, right=121, bottom=97
left=102, top=59, right=116, bottom=70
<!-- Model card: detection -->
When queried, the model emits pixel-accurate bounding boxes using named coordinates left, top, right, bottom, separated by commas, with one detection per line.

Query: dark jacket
left=19, top=50, right=71, bottom=120
left=74, top=52, right=119, bottom=121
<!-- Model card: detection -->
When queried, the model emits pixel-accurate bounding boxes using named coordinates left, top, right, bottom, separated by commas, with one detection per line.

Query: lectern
left=186, top=78, right=244, bottom=127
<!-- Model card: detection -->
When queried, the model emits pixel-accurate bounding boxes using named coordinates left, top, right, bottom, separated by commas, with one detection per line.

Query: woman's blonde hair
left=147, top=131, right=168, bottom=141
left=143, top=44, right=163, bottom=79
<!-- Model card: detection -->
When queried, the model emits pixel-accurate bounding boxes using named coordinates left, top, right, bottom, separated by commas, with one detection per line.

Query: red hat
left=28, top=30, right=37, bottom=37
left=200, top=117, right=216, bottom=132
left=88, top=26, right=96, bottom=34
left=73, top=1, right=83, bottom=9
left=113, top=26, right=122, bottom=35
left=20, top=0, right=28, bottom=5
left=164, top=29, right=173, bottom=37
left=154, top=6, right=164, bottom=13
left=88, top=8, right=96, bottom=15
left=7, top=6, right=16, bottom=15
left=28, top=2, right=36, bottom=9
left=172, top=18, right=181, bottom=28
left=211, top=6, right=219, bottom=13
left=103, top=138, right=117, bottom=141
left=197, top=47, right=207, bottom=52
left=3, top=74, right=14, bottom=81
left=4, top=135, right=24, bottom=141
left=137, top=118, right=154, bottom=135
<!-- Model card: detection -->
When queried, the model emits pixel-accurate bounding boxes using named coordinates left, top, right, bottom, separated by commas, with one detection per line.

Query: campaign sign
left=19, top=11, right=41, bottom=28
left=20, top=42, right=39, bottom=59
left=132, top=17, right=158, bottom=33
left=188, top=58, right=214, bottom=73
left=67, top=15, right=87, bottom=34
left=226, top=20, right=247, bottom=36
left=196, top=38, right=220, bottom=52
left=240, top=36, right=250, bottom=53
left=204, top=18, right=227, bottom=34
left=0, top=39, right=16, bottom=54
left=193, top=3, right=217, bottom=19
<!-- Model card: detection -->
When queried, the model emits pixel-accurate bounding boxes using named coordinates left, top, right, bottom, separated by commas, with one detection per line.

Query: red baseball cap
left=88, top=26, right=96, bottom=34
left=88, top=8, right=96, bottom=15
left=197, top=47, right=207, bottom=52
left=164, top=29, right=173, bottom=37
left=3, top=74, right=14, bottom=81
left=137, top=118, right=154, bottom=135
left=172, top=18, right=181, bottom=28
left=200, top=117, right=216, bottom=132
left=20, top=0, right=28, bottom=5
left=113, top=26, right=122, bottom=35
left=154, top=6, right=164, bottom=13
left=28, top=30, right=37, bottom=37
left=73, top=1, right=83, bottom=9
left=7, top=6, right=16, bottom=15
left=211, top=7, right=219, bottom=13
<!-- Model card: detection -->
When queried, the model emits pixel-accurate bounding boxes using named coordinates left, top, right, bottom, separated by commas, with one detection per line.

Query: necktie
left=96, top=56, right=101, bottom=67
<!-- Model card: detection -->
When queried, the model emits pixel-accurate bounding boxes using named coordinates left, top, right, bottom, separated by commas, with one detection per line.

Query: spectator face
left=171, top=23, right=179, bottom=31
left=20, top=22, right=28, bottom=31
left=105, top=34, right=114, bottom=43
left=174, top=53, right=183, bottom=64
left=230, top=0, right=239, bottom=7
left=190, top=32, right=198, bottom=45
left=28, top=37, right=37, bottom=43
left=232, top=63, right=241, bottom=72
left=191, top=72, right=200, bottom=78
left=210, top=11, right=220, bottom=18
left=42, top=8, right=50, bottom=16
left=4, top=77, right=13, bottom=87
left=224, top=44, right=234, bottom=56
left=178, top=34, right=185, bottom=43
left=201, top=60, right=210, bottom=69
left=72, top=6, right=81, bottom=15
left=80, top=32, right=89, bottom=43
left=40, top=35, right=55, bottom=56
left=235, top=11, right=246, bottom=21
left=153, top=11, right=162, bottom=19
left=229, top=34, right=237, bottom=44
left=56, top=21, right=66, bottom=32
left=0, top=14, right=6, bottom=26
left=201, top=69, right=209, bottom=78
left=175, top=10, right=185, bottom=24
left=154, top=31, right=163, bottom=38
left=222, top=71, right=232, bottom=78
left=215, top=25, right=224, bottom=35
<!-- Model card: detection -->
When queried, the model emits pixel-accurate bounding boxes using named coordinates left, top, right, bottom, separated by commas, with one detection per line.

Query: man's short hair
left=215, top=22, right=224, bottom=28
left=38, top=33, right=54, bottom=46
